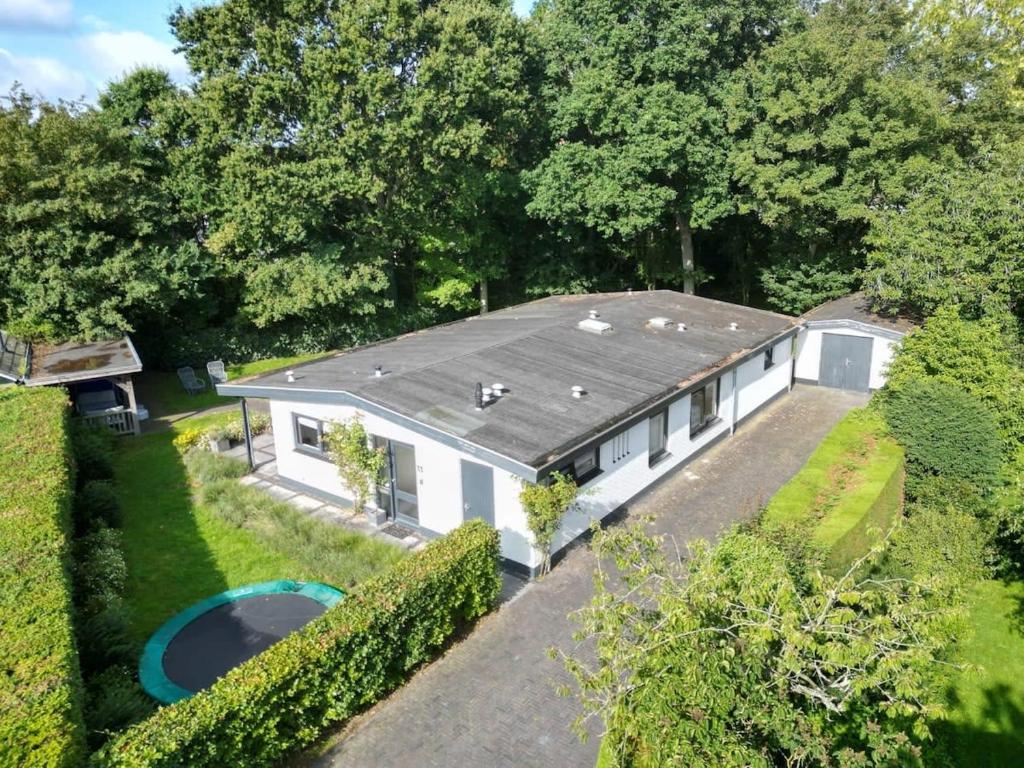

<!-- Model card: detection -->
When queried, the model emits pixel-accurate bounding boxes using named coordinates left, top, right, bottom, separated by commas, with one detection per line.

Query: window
left=611, top=432, right=631, bottom=463
left=294, top=414, right=326, bottom=455
left=561, top=447, right=601, bottom=485
left=764, top=346, right=775, bottom=370
left=689, top=378, right=719, bottom=438
left=648, top=409, right=669, bottom=466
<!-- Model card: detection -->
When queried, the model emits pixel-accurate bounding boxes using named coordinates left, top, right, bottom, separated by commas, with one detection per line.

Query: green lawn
left=114, top=412, right=396, bottom=640
left=938, top=579, right=1024, bottom=766
left=137, top=353, right=329, bottom=418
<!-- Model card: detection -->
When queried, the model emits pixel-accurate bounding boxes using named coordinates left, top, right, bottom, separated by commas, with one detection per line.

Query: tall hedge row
left=0, top=387, right=86, bottom=766
left=93, top=519, right=501, bottom=767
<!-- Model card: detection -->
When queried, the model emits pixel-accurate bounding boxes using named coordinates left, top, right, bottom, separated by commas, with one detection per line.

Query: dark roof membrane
left=234, top=291, right=798, bottom=467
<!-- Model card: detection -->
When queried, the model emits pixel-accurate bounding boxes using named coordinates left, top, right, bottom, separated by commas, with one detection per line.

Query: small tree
left=326, top=416, right=387, bottom=514
left=520, top=471, right=581, bottom=575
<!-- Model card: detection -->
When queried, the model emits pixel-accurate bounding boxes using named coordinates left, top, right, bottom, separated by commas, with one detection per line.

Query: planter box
left=365, top=506, right=387, bottom=527
left=208, top=436, right=231, bottom=453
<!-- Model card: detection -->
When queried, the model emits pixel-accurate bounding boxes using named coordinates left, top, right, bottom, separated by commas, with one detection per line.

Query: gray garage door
left=819, top=333, right=872, bottom=392
left=460, top=460, right=494, bottom=526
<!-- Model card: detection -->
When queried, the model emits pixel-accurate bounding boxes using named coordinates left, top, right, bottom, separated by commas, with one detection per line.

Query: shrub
left=76, top=605, right=138, bottom=677
left=92, top=520, right=500, bottom=767
left=72, top=422, right=116, bottom=487
left=326, top=416, right=387, bottom=514
left=171, top=427, right=205, bottom=453
left=880, top=503, right=989, bottom=588
left=520, top=471, right=581, bottom=575
left=73, top=527, right=128, bottom=615
left=74, top=480, right=122, bottom=531
left=883, top=378, right=1003, bottom=490
left=84, top=667, right=154, bottom=751
left=883, top=307, right=1024, bottom=447
left=0, top=388, right=86, bottom=766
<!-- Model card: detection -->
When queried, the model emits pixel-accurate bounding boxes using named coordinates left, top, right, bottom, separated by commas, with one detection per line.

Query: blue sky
left=0, top=0, right=534, bottom=103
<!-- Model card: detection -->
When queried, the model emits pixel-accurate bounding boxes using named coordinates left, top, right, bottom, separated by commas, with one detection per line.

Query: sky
left=0, top=0, right=535, bottom=104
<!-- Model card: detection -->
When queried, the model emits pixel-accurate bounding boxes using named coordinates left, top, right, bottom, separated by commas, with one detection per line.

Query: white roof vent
left=729, top=322, right=739, bottom=331
left=578, top=318, right=613, bottom=335
left=677, top=322, right=686, bottom=332
left=571, top=385, right=586, bottom=399
left=648, top=317, right=673, bottom=329
left=285, top=370, right=295, bottom=383
left=588, top=309, right=600, bottom=319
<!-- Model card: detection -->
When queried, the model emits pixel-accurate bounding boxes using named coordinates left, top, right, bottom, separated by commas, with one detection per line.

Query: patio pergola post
left=240, top=397, right=255, bottom=470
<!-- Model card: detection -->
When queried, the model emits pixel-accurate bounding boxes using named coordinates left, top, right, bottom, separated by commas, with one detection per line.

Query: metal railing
left=79, top=407, right=137, bottom=436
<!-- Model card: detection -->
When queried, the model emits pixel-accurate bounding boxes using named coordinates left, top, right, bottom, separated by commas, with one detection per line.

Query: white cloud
left=0, top=0, right=74, bottom=31
left=78, top=30, right=189, bottom=86
left=0, top=47, right=90, bottom=101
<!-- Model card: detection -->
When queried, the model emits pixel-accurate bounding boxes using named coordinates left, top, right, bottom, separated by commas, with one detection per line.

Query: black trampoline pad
left=162, top=593, right=328, bottom=693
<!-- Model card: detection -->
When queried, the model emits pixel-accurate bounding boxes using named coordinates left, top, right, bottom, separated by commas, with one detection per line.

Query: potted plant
left=206, top=426, right=231, bottom=453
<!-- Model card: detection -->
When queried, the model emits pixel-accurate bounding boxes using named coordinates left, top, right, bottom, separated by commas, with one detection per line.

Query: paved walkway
left=304, top=385, right=868, bottom=768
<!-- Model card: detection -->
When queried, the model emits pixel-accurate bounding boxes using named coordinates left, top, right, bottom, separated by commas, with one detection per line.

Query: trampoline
left=140, top=580, right=343, bottom=704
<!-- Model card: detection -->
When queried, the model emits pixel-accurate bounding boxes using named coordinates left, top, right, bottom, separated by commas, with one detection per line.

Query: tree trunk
left=479, top=277, right=489, bottom=315
left=677, top=212, right=695, bottom=294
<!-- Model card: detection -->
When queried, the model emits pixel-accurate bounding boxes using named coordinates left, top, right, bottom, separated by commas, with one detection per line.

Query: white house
left=794, top=292, right=915, bottom=392
left=219, top=290, right=908, bottom=576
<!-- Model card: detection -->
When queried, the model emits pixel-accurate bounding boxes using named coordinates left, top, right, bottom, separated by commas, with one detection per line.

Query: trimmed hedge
left=761, top=408, right=905, bottom=572
left=92, top=519, right=500, bottom=767
left=0, top=387, right=86, bottom=766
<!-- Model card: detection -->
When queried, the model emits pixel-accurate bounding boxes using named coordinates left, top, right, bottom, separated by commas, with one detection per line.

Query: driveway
left=306, top=385, right=868, bottom=768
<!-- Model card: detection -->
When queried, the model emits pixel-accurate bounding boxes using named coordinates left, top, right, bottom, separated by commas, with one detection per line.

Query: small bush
left=184, top=451, right=250, bottom=485
left=74, top=480, right=122, bottom=531
left=77, top=605, right=138, bottom=677
left=0, top=388, right=86, bottom=766
left=880, top=503, right=989, bottom=588
left=73, top=527, right=128, bottom=615
left=72, top=423, right=116, bottom=487
left=171, top=427, right=205, bottom=453
left=883, top=378, right=1003, bottom=490
left=92, top=521, right=501, bottom=768
left=85, top=667, right=154, bottom=750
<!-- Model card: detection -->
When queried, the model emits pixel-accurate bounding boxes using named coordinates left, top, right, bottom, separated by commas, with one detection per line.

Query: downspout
left=730, top=367, right=739, bottom=434
left=241, top=397, right=255, bottom=471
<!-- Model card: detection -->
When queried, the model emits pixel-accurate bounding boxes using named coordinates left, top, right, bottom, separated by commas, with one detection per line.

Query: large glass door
left=373, top=436, right=419, bottom=524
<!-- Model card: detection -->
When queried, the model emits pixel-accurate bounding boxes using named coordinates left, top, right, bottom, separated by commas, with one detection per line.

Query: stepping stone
left=401, top=535, right=420, bottom=548
left=265, top=484, right=297, bottom=501
left=287, top=494, right=323, bottom=511
left=238, top=475, right=262, bottom=486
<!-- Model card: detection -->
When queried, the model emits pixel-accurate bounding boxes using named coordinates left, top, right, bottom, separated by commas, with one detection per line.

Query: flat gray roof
left=224, top=291, right=797, bottom=467
left=802, top=292, right=916, bottom=334
left=25, top=337, right=142, bottom=386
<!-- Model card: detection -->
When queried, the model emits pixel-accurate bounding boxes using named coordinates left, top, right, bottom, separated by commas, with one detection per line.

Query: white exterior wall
left=794, top=325, right=899, bottom=391
left=268, top=400, right=535, bottom=566
left=267, top=336, right=795, bottom=573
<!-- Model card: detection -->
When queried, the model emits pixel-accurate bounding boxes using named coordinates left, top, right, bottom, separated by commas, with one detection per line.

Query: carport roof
left=222, top=291, right=798, bottom=469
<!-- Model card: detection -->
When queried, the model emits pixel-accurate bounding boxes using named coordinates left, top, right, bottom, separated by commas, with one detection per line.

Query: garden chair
left=206, top=359, right=228, bottom=385
left=177, top=366, right=207, bottom=395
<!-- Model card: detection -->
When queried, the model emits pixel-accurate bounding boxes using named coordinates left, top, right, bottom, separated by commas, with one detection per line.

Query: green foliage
left=880, top=503, right=989, bottom=589
left=526, top=0, right=793, bottom=291
left=84, top=666, right=154, bottom=750
left=882, top=306, right=1024, bottom=446
left=182, top=451, right=250, bottom=484
left=91, top=521, right=501, bottom=768
left=564, top=525, right=964, bottom=767
left=326, top=416, right=388, bottom=514
left=0, top=90, right=200, bottom=340
left=0, top=387, right=86, bottom=766
left=883, top=378, right=1003, bottom=490
left=761, top=408, right=905, bottom=571
left=865, top=141, right=1024, bottom=320
left=74, top=480, right=123, bottom=532
left=520, top=471, right=581, bottom=574
left=72, top=423, right=116, bottom=488
left=758, top=251, right=860, bottom=314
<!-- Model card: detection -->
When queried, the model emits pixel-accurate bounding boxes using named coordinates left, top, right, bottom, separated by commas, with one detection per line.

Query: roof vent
left=475, top=382, right=484, bottom=411
left=578, top=318, right=613, bottom=335
left=571, top=385, right=586, bottom=399
left=285, top=370, right=295, bottom=383
left=374, top=364, right=383, bottom=378
left=677, top=322, right=686, bottom=332
left=491, top=383, right=505, bottom=396
left=649, top=317, right=672, bottom=329
left=588, top=309, right=600, bottom=320
left=729, top=322, right=739, bottom=331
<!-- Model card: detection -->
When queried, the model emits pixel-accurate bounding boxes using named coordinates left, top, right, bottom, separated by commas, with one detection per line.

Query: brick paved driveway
left=307, top=385, right=868, bottom=768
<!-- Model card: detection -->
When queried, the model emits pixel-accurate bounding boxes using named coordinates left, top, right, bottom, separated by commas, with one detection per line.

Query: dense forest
left=0, top=0, right=1020, bottom=366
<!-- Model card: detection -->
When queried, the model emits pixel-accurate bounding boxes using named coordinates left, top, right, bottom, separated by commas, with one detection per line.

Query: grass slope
left=939, top=579, right=1024, bottom=766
